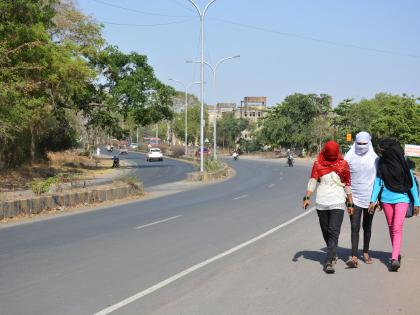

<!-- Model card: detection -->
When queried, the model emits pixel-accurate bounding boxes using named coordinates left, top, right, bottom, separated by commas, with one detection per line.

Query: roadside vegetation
left=1, top=0, right=418, bottom=181
left=0, top=0, right=174, bottom=170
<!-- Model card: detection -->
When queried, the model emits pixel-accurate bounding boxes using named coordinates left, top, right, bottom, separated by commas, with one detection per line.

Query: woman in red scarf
left=302, top=140, right=354, bottom=274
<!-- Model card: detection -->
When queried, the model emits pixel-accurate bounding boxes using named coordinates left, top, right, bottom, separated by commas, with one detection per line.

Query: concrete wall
left=0, top=183, right=143, bottom=220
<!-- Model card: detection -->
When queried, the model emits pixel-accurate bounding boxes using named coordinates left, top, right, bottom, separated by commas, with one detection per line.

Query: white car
left=146, top=148, right=163, bottom=162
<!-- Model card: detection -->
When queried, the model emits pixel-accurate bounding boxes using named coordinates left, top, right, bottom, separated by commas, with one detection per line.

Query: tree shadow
left=293, top=246, right=391, bottom=269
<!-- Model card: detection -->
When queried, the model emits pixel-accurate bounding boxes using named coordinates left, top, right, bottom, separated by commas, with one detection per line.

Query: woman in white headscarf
left=344, top=131, right=378, bottom=268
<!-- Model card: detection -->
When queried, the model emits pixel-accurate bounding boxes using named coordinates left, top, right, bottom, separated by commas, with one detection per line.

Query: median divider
left=186, top=165, right=230, bottom=182
left=0, top=182, right=143, bottom=220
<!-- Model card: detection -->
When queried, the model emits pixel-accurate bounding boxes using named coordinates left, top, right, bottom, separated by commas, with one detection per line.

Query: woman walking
left=344, top=132, right=378, bottom=268
left=302, top=140, right=354, bottom=274
left=369, top=139, right=420, bottom=271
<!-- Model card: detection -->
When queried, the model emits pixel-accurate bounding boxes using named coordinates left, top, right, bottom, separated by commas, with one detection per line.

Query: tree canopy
left=0, top=0, right=175, bottom=168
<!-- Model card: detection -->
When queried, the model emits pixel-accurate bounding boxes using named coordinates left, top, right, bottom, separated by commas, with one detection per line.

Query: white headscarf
left=344, top=131, right=378, bottom=208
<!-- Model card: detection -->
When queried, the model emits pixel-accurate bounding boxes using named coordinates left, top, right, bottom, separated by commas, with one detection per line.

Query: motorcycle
left=112, top=155, right=120, bottom=168
left=107, top=145, right=113, bottom=153
left=232, top=152, right=239, bottom=160
left=287, top=156, right=293, bottom=167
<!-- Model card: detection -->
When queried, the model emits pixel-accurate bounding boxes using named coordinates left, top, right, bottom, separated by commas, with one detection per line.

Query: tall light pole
left=169, top=79, right=201, bottom=155
left=187, top=55, right=240, bottom=160
left=187, top=0, right=217, bottom=172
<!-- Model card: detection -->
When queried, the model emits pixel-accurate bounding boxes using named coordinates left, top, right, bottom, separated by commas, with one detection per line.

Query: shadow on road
left=292, top=246, right=391, bottom=269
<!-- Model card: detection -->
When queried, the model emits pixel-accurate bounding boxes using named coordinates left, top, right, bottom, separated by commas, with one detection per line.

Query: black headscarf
left=378, top=138, right=413, bottom=193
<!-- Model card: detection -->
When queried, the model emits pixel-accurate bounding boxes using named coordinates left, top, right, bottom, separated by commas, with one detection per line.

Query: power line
left=100, top=19, right=194, bottom=27
left=91, top=0, right=195, bottom=19
left=170, top=0, right=195, bottom=13
left=211, top=18, right=420, bottom=59
left=89, top=1, right=420, bottom=60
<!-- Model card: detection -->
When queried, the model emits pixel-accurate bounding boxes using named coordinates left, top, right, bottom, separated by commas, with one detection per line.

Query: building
left=207, top=103, right=237, bottom=124
left=235, top=97, right=269, bottom=123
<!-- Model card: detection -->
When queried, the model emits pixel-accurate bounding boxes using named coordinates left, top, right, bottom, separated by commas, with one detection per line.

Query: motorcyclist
left=112, top=155, right=120, bottom=168
left=287, top=149, right=293, bottom=167
left=232, top=150, right=239, bottom=160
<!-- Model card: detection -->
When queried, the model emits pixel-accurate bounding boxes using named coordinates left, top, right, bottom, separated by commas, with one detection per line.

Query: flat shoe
left=363, top=256, right=373, bottom=264
left=346, top=258, right=359, bottom=268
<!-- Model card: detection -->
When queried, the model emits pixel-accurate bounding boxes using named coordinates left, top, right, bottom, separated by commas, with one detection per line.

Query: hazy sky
left=77, top=0, right=420, bottom=107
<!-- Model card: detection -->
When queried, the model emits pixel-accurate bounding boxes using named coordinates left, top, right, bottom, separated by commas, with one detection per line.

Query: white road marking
left=94, top=207, right=316, bottom=315
left=232, top=194, right=248, bottom=201
left=267, top=184, right=276, bottom=188
left=134, top=215, right=182, bottom=230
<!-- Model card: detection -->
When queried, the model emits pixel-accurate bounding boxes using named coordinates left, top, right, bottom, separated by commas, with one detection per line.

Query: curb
left=186, top=166, right=230, bottom=182
left=1, top=182, right=143, bottom=220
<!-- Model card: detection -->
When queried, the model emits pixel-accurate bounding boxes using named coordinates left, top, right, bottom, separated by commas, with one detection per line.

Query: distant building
left=236, top=97, right=269, bottom=122
left=208, top=103, right=237, bottom=124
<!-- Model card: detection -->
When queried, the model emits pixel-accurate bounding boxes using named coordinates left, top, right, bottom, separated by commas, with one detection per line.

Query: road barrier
left=0, top=182, right=143, bottom=220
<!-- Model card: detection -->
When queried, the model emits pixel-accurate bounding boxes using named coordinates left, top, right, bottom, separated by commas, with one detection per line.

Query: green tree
left=0, top=0, right=104, bottom=165
left=94, top=47, right=175, bottom=131
left=172, top=104, right=208, bottom=146
left=334, top=93, right=419, bottom=147
left=259, top=93, right=332, bottom=151
left=216, top=113, right=249, bottom=149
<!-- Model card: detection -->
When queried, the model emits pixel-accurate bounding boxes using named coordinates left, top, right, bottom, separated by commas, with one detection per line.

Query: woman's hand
left=414, top=206, right=420, bottom=216
left=347, top=206, right=354, bottom=215
left=302, top=199, right=310, bottom=210
left=368, top=202, right=376, bottom=214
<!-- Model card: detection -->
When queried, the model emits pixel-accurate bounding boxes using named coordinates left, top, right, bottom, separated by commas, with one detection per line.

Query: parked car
left=129, top=142, right=138, bottom=149
left=119, top=145, right=128, bottom=155
left=146, top=148, right=163, bottom=162
left=195, top=147, right=211, bottom=157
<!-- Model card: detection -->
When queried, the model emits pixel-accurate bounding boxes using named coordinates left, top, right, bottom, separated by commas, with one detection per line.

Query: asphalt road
left=1, top=157, right=419, bottom=315
left=104, top=150, right=195, bottom=188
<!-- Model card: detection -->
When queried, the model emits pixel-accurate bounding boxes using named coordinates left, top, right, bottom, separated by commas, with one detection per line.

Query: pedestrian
left=344, top=131, right=378, bottom=268
left=368, top=139, right=420, bottom=271
left=302, top=140, right=354, bottom=274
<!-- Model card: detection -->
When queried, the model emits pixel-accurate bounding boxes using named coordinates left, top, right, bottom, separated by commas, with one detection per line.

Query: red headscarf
left=311, top=140, right=351, bottom=186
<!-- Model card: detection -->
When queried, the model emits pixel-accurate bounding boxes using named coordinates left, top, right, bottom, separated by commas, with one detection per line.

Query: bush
left=204, top=159, right=224, bottom=172
left=171, top=145, right=185, bottom=158
left=30, top=176, right=60, bottom=195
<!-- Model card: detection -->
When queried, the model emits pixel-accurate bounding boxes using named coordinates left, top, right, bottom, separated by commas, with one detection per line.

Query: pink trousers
left=382, top=202, right=408, bottom=260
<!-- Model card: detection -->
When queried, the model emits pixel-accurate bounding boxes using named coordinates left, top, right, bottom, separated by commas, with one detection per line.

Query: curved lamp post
left=186, top=0, right=217, bottom=171
left=186, top=55, right=240, bottom=160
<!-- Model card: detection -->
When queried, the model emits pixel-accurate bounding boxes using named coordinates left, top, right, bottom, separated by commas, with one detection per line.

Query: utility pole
left=187, top=0, right=217, bottom=172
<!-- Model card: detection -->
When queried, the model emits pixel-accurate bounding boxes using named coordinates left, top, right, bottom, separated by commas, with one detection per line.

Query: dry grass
left=0, top=151, right=114, bottom=192
left=47, top=151, right=96, bottom=168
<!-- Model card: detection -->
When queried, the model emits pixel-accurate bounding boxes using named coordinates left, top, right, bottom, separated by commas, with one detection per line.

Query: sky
left=77, top=0, right=420, bottom=107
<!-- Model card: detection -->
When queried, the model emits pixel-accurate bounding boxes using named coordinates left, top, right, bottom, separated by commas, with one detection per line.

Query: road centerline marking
left=232, top=194, right=248, bottom=201
left=134, top=215, right=182, bottom=230
left=94, top=207, right=316, bottom=315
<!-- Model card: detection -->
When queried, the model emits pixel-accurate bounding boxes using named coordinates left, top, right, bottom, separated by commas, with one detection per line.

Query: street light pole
left=187, top=0, right=216, bottom=172
left=187, top=55, right=240, bottom=160
left=169, top=79, right=200, bottom=155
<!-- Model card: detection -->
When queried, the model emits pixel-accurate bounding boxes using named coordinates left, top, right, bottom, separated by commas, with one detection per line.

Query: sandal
left=346, top=257, right=359, bottom=268
left=362, top=254, right=373, bottom=264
